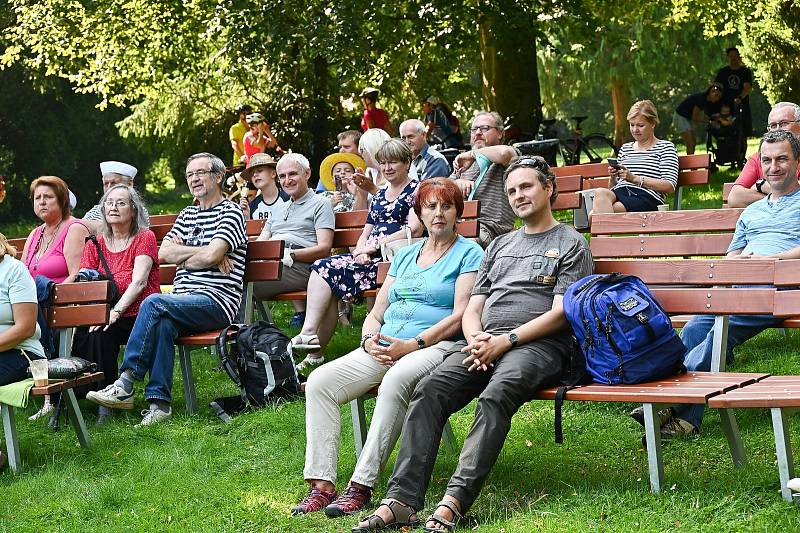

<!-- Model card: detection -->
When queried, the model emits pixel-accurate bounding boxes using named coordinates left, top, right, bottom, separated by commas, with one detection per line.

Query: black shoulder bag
left=82, top=235, right=121, bottom=305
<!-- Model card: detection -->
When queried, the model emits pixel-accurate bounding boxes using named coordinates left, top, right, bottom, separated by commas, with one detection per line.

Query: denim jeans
left=673, top=313, right=783, bottom=429
left=119, top=293, right=229, bottom=403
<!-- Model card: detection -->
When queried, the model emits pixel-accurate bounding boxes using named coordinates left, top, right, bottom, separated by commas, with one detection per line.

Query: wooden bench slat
left=555, top=174, right=582, bottom=193
left=594, top=259, right=777, bottom=285
left=590, top=234, right=733, bottom=258
left=461, top=200, right=480, bottom=219
left=50, top=281, right=113, bottom=304
left=552, top=192, right=581, bottom=211
left=176, top=330, right=230, bottom=345
left=244, top=239, right=284, bottom=260
left=678, top=153, right=711, bottom=169
left=335, top=210, right=369, bottom=228
left=243, top=262, right=282, bottom=283
left=148, top=214, right=178, bottom=225
left=652, top=288, right=775, bottom=315
left=591, top=209, right=744, bottom=235
left=30, top=372, right=104, bottom=395
left=48, top=304, right=109, bottom=328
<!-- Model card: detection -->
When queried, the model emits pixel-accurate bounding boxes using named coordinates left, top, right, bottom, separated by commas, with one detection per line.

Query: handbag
left=380, top=225, right=424, bottom=262
left=26, top=357, right=98, bottom=379
left=78, top=235, right=121, bottom=304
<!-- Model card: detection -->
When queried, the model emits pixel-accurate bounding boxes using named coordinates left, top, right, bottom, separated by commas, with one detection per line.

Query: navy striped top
left=165, top=200, right=247, bottom=322
left=612, top=139, right=679, bottom=202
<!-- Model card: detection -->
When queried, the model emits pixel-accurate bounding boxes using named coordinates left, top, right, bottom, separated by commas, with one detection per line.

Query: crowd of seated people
left=6, top=96, right=800, bottom=518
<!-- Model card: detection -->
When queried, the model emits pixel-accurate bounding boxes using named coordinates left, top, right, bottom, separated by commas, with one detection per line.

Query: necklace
left=419, top=234, right=457, bottom=267
left=108, top=232, right=133, bottom=252
left=34, top=221, right=63, bottom=260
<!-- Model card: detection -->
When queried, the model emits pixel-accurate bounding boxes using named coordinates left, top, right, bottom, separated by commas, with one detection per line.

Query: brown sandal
left=351, top=498, right=420, bottom=532
left=423, top=500, right=463, bottom=532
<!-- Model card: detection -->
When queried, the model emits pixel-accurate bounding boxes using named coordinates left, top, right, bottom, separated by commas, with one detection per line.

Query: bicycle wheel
left=580, top=134, right=618, bottom=164
left=559, top=139, right=578, bottom=166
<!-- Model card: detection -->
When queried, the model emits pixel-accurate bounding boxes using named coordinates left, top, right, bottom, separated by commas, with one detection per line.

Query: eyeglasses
left=469, top=125, right=500, bottom=134
left=103, top=200, right=130, bottom=208
left=185, top=170, right=214, bottom=180
left=767, top=120, right=800, bottom=131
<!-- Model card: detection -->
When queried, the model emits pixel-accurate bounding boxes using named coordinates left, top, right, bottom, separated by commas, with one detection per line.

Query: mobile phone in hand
left=608, top=158, right=620, bottom=168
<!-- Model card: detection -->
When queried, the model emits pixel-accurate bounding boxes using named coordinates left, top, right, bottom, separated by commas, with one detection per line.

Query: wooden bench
left=1, top=281, right=110, bottom=473
left=708, top=376, right=800, bottom=502
left=148, top=213, right=179, bottom=226
left=553, top=153, right=711, bottom=210
left=722, top=182, right=735, bottom=207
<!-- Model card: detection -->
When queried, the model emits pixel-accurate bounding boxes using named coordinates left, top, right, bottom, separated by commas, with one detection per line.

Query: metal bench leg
left=351, top=397, right=367, bottom=459
left=1, top=403, right=21, bottom=473
left=711, top=315, right=730, bottom=372
left=442, top=419, right=457, bottom=452
left=672, top=187, right=683, bottom=211
left=63, top=389, right=91, bottom=448
left=642, top=402, right=665, bottom=493
left=719, top=408, right=746, bottom=467
left=771, top=407, right=796, bottom=502
left=257, top=300, right=272, bottom=322
left=178, top=346, right=198, bottom=415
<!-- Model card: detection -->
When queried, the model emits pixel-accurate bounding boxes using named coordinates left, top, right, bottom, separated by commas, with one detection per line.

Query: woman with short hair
left=293, top=178, right=483, bottom=517
left=591, top=100, right=679, bottom=216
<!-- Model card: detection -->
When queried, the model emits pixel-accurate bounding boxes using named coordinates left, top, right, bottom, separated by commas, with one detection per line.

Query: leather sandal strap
left=435, top=500, right=462, bottom=520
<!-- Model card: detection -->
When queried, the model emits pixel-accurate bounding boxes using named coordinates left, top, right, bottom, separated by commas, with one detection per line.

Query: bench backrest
left=722, top=182, right=734, bottom=207
left=149, top=213, right=178, bottom=226
left=47, top=280, right=112, bottom=357
left=9, top=237, right=26, bottom=260
left=333, top=200, right=482, bottom=248
left=151, top=218, right=266, bottom=244
left=552, top=153, right=711, bottom=190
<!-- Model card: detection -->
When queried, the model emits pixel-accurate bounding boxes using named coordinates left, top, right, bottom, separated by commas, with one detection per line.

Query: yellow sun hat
left=318, top=152, right=366, bottom=191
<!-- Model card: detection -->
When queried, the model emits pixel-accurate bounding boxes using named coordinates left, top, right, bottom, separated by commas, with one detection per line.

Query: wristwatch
left=414, top=335, right=426, bottom=349
left=755, top=178, right=766, bottom=194
left=507, top=332, right=519, bottom=348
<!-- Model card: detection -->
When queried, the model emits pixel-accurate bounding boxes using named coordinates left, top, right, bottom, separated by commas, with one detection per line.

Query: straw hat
left=241, top=153, right=279, bottom=180
left=318, top=152, right=366, bottom=191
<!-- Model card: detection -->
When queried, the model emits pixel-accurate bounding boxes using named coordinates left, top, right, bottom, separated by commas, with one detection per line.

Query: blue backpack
left=563, top=273, right=686, bottom=385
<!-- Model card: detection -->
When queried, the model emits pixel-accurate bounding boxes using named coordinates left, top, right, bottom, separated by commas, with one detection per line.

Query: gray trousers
left=385, top=337, right=569, bottom=513
left=252, top=261, right=311, bottom=300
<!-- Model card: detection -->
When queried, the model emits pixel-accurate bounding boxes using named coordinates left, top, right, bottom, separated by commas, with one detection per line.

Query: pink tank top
left=24, top=218, right=87, bottom=282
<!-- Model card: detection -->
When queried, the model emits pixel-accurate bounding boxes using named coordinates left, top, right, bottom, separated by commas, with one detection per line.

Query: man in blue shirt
left=400, top=119, right=451, bottom=180
left=634, top=129, right=800, bottom=439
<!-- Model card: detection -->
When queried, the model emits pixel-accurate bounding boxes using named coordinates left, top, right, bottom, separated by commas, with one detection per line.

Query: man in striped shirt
left=87, top=152, right=247, bottom=427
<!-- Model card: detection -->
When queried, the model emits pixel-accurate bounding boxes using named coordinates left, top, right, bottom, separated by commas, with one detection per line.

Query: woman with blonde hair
left=352, top=128, right=392, bottom=210
left=591, top=100, right=679, bottom=216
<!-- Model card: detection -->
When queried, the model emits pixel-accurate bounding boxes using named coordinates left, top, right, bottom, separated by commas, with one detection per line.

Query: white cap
left=99, top=161, right=138, bottom=179
left=68, top=190, right=77, bottom=209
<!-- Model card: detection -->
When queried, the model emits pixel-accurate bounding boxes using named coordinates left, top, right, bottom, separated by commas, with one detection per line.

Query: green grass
left=3, top=141, right=800, bottom=531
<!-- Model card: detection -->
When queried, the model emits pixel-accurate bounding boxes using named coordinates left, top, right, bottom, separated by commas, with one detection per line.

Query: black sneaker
left=629, top=406, right=673, bottom=428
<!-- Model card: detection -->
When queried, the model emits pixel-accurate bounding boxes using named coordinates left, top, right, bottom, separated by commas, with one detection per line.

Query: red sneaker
left=324, top=484, right=372, bottom=517
left=292, top=487, right=338, bottom=516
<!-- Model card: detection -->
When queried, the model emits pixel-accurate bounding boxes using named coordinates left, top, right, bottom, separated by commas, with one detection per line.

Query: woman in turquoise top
left=293, top=178, right=484, bottom=518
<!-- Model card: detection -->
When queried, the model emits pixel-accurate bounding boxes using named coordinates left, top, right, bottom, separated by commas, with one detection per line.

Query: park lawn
left=3, top=139, right=800, bottom=531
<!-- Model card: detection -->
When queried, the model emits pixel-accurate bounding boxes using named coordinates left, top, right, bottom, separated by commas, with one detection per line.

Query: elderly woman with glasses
left=71, top=184, right=160, bottom=422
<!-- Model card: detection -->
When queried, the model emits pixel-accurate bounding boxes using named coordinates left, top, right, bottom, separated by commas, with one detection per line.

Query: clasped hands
left=365, top=332, right=416, bottom=366
left=461, top=331, right=510, bottom=372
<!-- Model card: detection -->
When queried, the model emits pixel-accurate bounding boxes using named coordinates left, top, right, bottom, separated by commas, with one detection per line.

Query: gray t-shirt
left=473, top=224, right=593, bottom=338
left=267, top=189, right=335, bottom=249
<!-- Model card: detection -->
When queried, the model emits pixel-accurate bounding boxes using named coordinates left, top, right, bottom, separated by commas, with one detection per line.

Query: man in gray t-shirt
left=357, top=156, right=593, bottom=531
left=254, top=154, right=335, bottom=300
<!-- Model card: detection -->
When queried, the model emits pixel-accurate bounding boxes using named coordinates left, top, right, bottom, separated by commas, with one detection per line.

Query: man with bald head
left=399, top=119, right=450, bottom=180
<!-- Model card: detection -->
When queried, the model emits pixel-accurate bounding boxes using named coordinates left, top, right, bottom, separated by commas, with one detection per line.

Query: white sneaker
left=788, top=478, right=800, bottom=493
left=86, top=382, right=135, bottom=410
left=135, top=406, right=172, bottom=427
left=28, top=397, right=54, bottom=421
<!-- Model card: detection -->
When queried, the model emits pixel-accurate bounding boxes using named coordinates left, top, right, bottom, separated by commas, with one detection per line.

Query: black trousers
left=385, top=337, right=570, bottom=513
left=71, top=316, right=135, bottom=397
left=0, top=348, right=32, bottom=386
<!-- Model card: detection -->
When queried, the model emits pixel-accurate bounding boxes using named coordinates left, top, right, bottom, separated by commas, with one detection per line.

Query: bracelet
left=360, top=334, right=374, bottom=351
left=638, top=175, right=644, bottom=187
left=111, top=308, right=122, bottom=315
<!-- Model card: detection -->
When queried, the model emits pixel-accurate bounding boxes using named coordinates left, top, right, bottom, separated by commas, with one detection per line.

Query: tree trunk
left=479, top=10, right=541, bottom=137
left=610, top=77, right=631, bottom=147
left=309, top=54, right=331, bottom=187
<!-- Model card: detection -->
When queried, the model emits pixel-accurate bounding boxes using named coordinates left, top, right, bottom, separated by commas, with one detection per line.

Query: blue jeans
left=119, top=293, right=229, bottom=403
left=673, top=314, right=783, bottom=429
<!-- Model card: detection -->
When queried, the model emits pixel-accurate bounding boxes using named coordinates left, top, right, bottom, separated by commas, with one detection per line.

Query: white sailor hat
left=99, top=161, right=138, bottom=179
left=68, top=190, right=77, bottom=209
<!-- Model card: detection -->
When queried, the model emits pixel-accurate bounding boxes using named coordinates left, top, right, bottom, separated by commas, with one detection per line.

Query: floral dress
left=311, top=179, right=418, bottom=302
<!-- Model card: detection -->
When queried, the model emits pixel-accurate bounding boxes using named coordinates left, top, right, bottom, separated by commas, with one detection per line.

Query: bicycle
left=555, top=116, right=617, bottom=165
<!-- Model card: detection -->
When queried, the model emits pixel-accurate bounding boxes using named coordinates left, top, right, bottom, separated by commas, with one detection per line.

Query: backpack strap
left=216, top=324, right=243, bottom=386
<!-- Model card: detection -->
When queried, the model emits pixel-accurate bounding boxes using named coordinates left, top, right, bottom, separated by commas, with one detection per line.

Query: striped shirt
left=612, top=139, right=679, bottom=203
left=165, top=200, right=247, bottom=322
